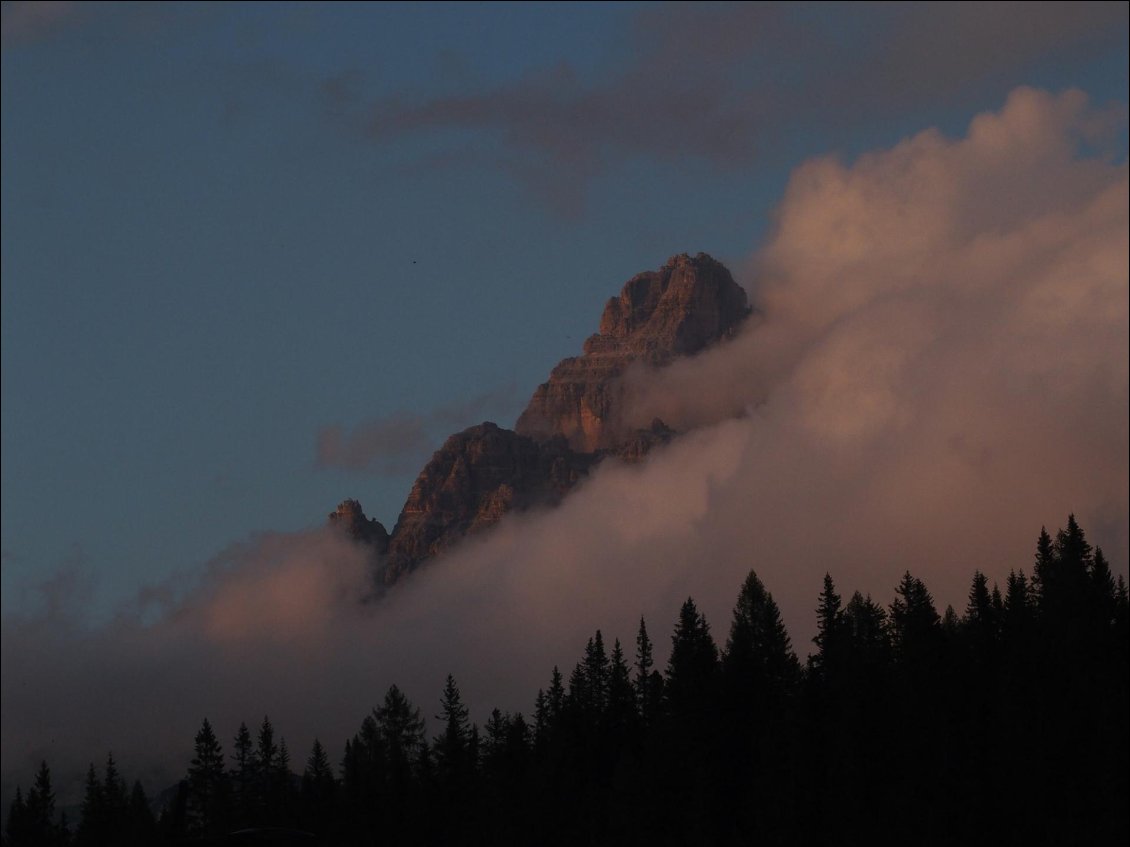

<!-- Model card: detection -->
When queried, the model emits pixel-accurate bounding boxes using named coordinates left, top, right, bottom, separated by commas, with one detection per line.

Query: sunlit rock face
left=334, top=253, right=750, bottom=586
left=516, top=253, right=749, bottom=452
left=381, top=423, right=594, bottom=582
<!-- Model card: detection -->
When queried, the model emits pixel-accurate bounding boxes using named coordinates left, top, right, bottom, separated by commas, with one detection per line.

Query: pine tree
left=103, top=753, right=128, bottom=834
left=187, top=718, right=227, bottom=835
left=607, top=639, right=638, bottom=736
left=964, top=571, right=995, bottom=629
left=813, top=573, right=846, bottom=673
left=533, top=689, right=550, bottom=752
left=273, top=737, right=292, bottom=822
left=1091, top=547, right=1116, bottom=621
left=583, top=630, right=611, bottom=717
left=302, top=739, right=336, bottom=833
left=547, top=666, right=565, bottom=725
left=231, top=721, right=257, bottom=823
left=434, top=674, right=471, bottom=783
left=375, top=685, right=426, bottom=791
left=6, top=787, right=27, bottom=846
left=889, top=572, right=941, bottom=660
left=256, top=716, right=278, bottom=778
left=483, top=709, right=509, bottom=770
left=634, top=616, right=653, bottom=692
left=1032, top=527, right=1056, bottom=597
left=665, top=598, right=720, bottom=718
left=127, top=780, right=157, bottom=844
left=24, top=761, right=59, bottom=845
left=76, top=764, right=104, bottom=846
left=634, top=618, right=663, bottom=729
left=843, top=591, right=891, bottom=665
left=724, top=570, right=799, bottom=699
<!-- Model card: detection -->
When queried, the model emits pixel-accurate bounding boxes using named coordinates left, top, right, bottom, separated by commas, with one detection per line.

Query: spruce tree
left=103, top=753, right=128, bottom=834
left=724, top=570, right=799, bottom=698
left=665, top=598, right=719, bottom=718
left=582, top=630, right=611, bottom=718
left=634, top=618, right=664, bottom=729
left=889, top=572, right=941, bottom=660
left=231, top=721, right=256, bottom=824
left=813, top=573, right=846, bottom=672
left=6, top=787, right=27, bottom=846
left=76, top=764, right=104, bottom=846
left=128, top=780, right=156, bottom=844
left=25, top=761, right=59, bottom=845
left=607, top=639, right=638, bottom=736
left=434, top=674, right=471, bottom=783
left=187, top=718, right=227, bottom=835
left=375, top=684, right=426, bottom=796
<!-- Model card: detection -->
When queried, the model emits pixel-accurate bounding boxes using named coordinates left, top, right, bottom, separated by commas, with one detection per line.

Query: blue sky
left=2, top=1, right=1127, bottom=617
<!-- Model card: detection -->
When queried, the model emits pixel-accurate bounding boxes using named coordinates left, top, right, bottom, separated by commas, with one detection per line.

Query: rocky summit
left=329, top=253, right=750, bottom=585
left=516, top=252, right=749, bottom=452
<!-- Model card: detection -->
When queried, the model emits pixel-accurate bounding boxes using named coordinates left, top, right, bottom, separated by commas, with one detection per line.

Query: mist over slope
left=1, top=87, right=1126, bottom=806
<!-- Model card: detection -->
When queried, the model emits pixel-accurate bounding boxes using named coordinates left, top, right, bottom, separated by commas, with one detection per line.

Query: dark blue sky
left=2, top=1, right=1127, bottom=616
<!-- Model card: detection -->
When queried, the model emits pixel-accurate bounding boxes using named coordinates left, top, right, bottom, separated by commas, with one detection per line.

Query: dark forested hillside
left=6, top=517, right=1127, bottom=846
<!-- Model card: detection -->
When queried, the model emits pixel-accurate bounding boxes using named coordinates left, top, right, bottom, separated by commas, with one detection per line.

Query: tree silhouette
left=187, top=718, right=227, bottom=836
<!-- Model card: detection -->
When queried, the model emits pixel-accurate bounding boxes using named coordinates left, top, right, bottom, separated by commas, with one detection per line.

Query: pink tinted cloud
left=2, top=87, right=1126, bottom=808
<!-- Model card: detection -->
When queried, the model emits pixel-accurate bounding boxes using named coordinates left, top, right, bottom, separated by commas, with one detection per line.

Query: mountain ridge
left=331, top=253, right=750, bottom=585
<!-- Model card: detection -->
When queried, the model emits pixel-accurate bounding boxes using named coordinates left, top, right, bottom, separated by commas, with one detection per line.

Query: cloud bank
left=2, top=88, right=1126, bottom=807
left=349, top=2, right=1127, bottom=214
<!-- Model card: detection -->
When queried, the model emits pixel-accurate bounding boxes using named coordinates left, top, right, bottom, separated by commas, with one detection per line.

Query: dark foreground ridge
left=331, top=253, right=750, bottom=586
left=9, top=517, right=1127, bottom=846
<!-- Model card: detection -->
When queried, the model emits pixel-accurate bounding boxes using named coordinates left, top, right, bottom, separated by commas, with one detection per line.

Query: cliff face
left=328, top=499, right=389, bottom=553
left=515, top=253, right=749, bottom=452
left=329, top=253, right=749, bottom=584
left=381, top=423, right=593, bottom=583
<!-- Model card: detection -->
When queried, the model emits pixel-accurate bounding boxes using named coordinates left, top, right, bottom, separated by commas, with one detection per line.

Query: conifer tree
left=725, top=570, right=798, bottom=698
left=302, top=739, right=336, bottom=832
left=889, top=572, right=941, bottom=660
left=483, top=709, right=509, bottom=769
left=607, top=639, right=638, bottom=735
left=546, top=666, right=565, bottom=725
left=634, top=618, right=664, bottom=729
left=231, top=721, right=256, bottom=823
left=1033, top=527, right=1056, bottom=596
left=666, top=598, right=719, bottom=717
left=434, top=674, right=471, bottom=783
left=128, top=780, right=156, bottom=843
left=256, top=716, right=278, bottom=778
left=533, top=689, right=550, bottom=751
left=842, top=591, right=891, bottom=668
left=187, top=718, right=227, bottom=835
left=24, top=761, right=60, bottom=845
left=813, top=573, right=846, bottom=670
left=1091, top=547, right=1116, bottom=620
left=965, top=571, right=995, bottom=628
left=375, top=684, right=426, bottom=790
left=583, top=630, right=611, bottom=717
left=102, top=753, right=128, bottom=833
left=5, top=787, right=26, bottom=846
left=76, top=764, right=104, bottom=846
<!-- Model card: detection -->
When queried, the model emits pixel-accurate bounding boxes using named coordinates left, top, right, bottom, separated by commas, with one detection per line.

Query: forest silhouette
left=5, top=516, right=1127, bottom=846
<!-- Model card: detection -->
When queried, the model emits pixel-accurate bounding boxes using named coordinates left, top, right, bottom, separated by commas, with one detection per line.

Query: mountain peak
left=517, top=253, right=749, bottom=451
left=328, top=499, right=389, bottom=552
left=335, top=254, right=750, bottom=585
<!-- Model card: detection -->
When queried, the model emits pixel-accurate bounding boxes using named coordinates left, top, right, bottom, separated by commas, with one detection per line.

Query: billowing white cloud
left=2, top=88, right=1126, bottom=808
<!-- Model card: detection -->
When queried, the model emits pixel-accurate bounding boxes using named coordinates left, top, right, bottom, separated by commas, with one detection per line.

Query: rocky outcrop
left=328, top=499, right=389, bottom=553
left=380, top=423, right=594, bottom=582
left=331, top=253, right=750, bottom=586
left=515, top=253, right=749, bottom=452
